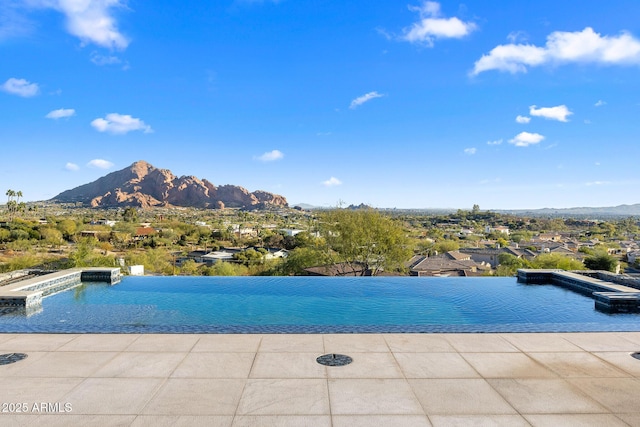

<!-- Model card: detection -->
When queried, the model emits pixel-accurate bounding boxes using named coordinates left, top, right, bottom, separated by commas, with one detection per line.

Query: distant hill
left=51, top=160, right=288, bottom=210
left=498, top=204, right=640, bottom=217
left=280, top=201, right=640, bottom=218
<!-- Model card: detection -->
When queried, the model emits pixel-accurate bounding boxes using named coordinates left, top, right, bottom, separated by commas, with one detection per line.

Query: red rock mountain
left=52, top=161, right=288, bottom=210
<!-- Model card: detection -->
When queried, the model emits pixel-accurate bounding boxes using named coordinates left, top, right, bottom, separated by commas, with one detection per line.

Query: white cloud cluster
left=255, top=150, right=284, bottom=162
left=46, top=108, right=75, bottom=119
left=487, top=139, right=502, bottom=146
left=65, top=162, right=79, bottom=171
left=350, top=91, right=384, bottom=109
left=515, top=115, right=530, bottom=124
left=30, top=0, right=129, bottom=49
left=1, top=77, right=39, bottom=97
left=509, top=132, right=544, bottom=147
left=87, top=159, right=114, bottom=169
left=322, top=177, right=342, bottom=187
left=472, top=27, right=640, bottom=75
left=529, top=104, right=573, bottom=122
left=90, top=52, right=122, bottom=65
left=91, top=113, right=152, bottom=134
left=464, top=148, right=476, bottom=155
left=595, top=100, right=606, bottom=107
left=402, top=1, right=476, bottom=46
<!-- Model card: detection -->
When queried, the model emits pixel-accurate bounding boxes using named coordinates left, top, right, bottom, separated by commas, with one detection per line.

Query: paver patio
left=0, top=332, right=639, bottom=426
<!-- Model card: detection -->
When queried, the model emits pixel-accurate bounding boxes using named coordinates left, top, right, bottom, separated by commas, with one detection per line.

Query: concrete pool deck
left=0, top=333, right=640, bottom=426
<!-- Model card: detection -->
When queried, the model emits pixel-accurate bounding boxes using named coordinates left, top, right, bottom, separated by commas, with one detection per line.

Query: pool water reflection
left=0, top=276, right=639, bottom=333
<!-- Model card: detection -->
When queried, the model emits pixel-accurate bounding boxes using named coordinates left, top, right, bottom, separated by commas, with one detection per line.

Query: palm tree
left=6, top=189, right=15, bottom=205
left=5, top=189, right=15, bottom=220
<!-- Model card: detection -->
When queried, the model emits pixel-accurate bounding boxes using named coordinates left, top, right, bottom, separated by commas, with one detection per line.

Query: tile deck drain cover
left=0, top=353, right=28, bottom=365
left=632, top=352, right=640, bottom=361
left=316, top=353, right=353, bottom=366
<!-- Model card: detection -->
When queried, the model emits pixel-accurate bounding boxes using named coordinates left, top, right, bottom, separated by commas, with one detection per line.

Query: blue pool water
left=1, top=276, right=639, bottom=333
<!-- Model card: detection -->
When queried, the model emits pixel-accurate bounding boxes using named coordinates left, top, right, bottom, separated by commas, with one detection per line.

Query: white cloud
left=0, top=3, right=35, bottom=41
left=350, top=91, right=384, bottom=109
left=402, top=1, right=476, bottom=46
left=46, top=108, right=75, bottom=119
left=322, top=177, right=342, bottom=187
left=586, top=181, right=611, bottom=186
left=595, top=100, right=606, bottom=107
left=515, top=115, right=530, bottom=124
left=509, top=132, right=545, bottom=147
left=1, top=77, right=39, bottom=97
left=91, top=113, right=152, bottom=134
left=507, top=31, right=528, bottom=44
left=529, top=104, right=573, bottom=122
left=90, top=52, right=121, bottom=65
left=87, top=159, right=114, bottom=169
left=473, top=27, right=640, bottom=75
left=487, top=139, right=503, bottom=146
left=29, top=0, right=129, bottom=49
left=464, top=148, right=476, bottom=155
left=255, top=149, right=284, bottom=162
left=65, top=162, right=79, bottom=171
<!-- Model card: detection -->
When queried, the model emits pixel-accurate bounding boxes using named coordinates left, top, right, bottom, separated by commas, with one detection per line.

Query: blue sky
left=2, top=0, right=640, bottom=209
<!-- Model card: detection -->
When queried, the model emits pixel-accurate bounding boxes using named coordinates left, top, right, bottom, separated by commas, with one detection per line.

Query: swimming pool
left=1, top=276, right=639, bottom=333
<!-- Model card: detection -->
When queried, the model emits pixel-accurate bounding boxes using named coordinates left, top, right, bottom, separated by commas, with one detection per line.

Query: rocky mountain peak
left=52, top=161, right=288, bottom=210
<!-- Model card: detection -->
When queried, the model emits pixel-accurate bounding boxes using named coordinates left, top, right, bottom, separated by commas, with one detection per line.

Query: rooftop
left=1, top=332, right=639, bottom=425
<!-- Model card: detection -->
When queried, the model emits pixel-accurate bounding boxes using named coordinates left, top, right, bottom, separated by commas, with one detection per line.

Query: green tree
left=179, top=259, right=200, bottom=275
left=531, top=253, right=584, bottom=271
left=67, top=238, right=98, bottom=267
left=40, top=228, right=64, bottom=248
left=494, top=253, right=531, bottom=276
left=278, top=247, right=327, bottom=275
left=584, top=252, right=619, bottom=272
left=233, top=248, right=264, bottom=266
left=122, top=207, right=138, bottom=223
left=202, top=261, right=248, bottom=276
left=320, top=209, right=412, bottom=275
left=434, top=239, right=459, bottom=254
left=57, top=219, right=78, bottom=241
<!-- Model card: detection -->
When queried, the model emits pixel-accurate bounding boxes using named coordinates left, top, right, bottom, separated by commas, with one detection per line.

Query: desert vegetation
left=1, top=197, right=638, bottom=277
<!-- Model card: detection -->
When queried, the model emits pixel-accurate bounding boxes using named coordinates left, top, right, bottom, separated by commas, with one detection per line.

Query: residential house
left=201, top=249, right=241, bottom=265
left=408, top=251, right=489, bottom=277
left=134, top=227, right=156, bottom=241
left=91, top=219, right=116, bottom=227
left=485, top=226, right=510, bottom=235
left=458, top=246, right=535, bottom=268
left=281, top=228, right=305, bottom=237
left=538, top=232, right=563, bottom=242
left=260, top=248, right=289, bottom=260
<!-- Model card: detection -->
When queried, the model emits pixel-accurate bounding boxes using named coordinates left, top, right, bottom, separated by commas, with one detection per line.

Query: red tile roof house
left=133, top=227, right=156, bottom=241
